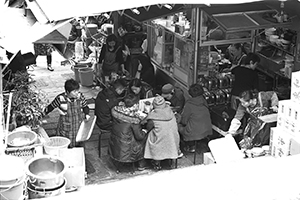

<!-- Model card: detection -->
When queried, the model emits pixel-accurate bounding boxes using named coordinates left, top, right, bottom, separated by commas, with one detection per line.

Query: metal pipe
left=193, top=7, right=200, bottom=84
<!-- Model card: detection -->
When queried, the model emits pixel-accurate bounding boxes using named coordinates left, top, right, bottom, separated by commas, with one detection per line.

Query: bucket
left=79, top=68, right=94, bottom=86
left=0, top=156, right=25, bottom=200
left=0, top=175, right=26, bottom=200
left=44, top=136, right=71, bottom=156
left=72, top=64, right=89, bottom=83
left=27, top=178, right=66, bottom=199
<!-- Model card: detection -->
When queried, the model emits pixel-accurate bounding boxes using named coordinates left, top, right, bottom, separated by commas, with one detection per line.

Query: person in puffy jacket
left=178, top=84, right=213, bottom=152
left=109, top=93, right=148, bottom=169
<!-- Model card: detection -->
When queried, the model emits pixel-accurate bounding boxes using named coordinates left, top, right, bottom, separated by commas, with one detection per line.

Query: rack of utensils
left=197, top=72, right=235, bottom=107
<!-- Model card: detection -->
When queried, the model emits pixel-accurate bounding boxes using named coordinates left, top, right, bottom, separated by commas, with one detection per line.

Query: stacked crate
left=271, top=71, right=300, bottom=157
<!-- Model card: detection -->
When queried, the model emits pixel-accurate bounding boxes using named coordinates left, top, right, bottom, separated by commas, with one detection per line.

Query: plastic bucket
left=44, top=136, right=71, bottom=156
left=73, top=64, right=89, bottom=83
left=86, top=24, right=98, bottom=38
left=0, top=175, right=26, bottom=200
left=79, top=68, right=94, bottom=86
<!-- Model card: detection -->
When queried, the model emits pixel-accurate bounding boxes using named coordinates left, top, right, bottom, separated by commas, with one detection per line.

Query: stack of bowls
left=265, top=27, right=276, bottom=40
left=269, top=35, right=279, bottom=44
left=281, top=39, right=291, bottom=50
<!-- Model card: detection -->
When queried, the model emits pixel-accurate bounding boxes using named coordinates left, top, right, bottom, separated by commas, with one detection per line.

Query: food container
left=7, top=130, right=37, bottom=147
left=25, top=156, right=66, bottom=190
left=27, top=178, right=66, bottom=199
left=269, top=35, right=279, bottom=44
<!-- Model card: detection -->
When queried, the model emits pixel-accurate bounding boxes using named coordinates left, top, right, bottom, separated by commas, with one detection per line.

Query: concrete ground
left=30, top=50, right=212, bottom=186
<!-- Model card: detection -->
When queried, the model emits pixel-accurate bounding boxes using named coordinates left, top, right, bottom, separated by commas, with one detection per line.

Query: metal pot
left=27, top=178, right=66, bottom=199
left=25, top=156, right=66, bottom=190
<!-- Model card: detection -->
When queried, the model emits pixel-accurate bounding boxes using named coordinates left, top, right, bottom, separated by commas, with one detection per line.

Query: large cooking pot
left=25, top=156, right=66, bottom=190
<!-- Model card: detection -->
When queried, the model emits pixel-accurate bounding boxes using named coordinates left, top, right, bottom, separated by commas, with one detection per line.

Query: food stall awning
left=0, top=7, right=72, bottom=53
left=202, top=2, right=295, bottom=32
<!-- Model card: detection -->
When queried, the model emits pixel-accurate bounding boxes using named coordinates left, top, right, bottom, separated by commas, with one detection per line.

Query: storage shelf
left=259, top=38, right=294, bottom=56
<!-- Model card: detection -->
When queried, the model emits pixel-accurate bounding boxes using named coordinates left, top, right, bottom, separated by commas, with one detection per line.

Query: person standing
left=226, top=43, right=247, bottom=70
left=44, top=79, right=90, bottom=147
left=230, top=53, right=260, bottom=110
left=98, top=34, right=125, bottom=84
left=33, top=43, right=54, bottom=71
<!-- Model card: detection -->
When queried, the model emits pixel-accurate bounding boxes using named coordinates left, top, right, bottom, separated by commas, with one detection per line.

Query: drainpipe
left=193, top=7, right=200, bottom=84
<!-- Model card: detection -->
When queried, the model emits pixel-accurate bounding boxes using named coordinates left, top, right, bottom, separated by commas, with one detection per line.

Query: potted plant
left=4, top=71, right=49, bottom=129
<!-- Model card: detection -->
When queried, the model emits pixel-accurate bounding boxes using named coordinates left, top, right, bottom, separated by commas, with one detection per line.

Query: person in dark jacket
left=95, top=79, right=127, bottom=131
left=109, top=94, right=147, bottom=168
left=98, top=34, right=125, bottom=84
left=178, top=84, right=213, bottom=152
left=161, top=83, right=185, bottom=114
left=230, top=53, right=260, bottom=110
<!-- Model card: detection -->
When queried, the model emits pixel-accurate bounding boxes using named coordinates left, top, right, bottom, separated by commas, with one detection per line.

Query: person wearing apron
left=98, top=34, right=125, bottom=85
left=44, top=79, right=90, bottom=147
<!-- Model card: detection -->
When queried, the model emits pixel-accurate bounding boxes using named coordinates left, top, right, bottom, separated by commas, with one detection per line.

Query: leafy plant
left=4, top=71, right=49, bottom=128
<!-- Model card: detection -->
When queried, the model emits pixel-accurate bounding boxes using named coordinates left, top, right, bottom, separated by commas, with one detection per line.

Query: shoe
left=151, top=160, right=161, bottom=171
left=178, top=152, right=184, bottom=158
left=184, top=146, right=196, bottom=153
left=47, top=64, right=54, bottom=71
left=137, top=166, right=146, bottom=171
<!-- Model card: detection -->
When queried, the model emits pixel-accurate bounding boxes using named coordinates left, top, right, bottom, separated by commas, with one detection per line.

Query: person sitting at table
left=178, top=84, right=213, bottom=153
left=230, top=52, right=260, bottom=110
left=109, top=93, right=148, bottom=170
left=95, top=78, right=127, bottom=131
left=161, top=83, right=185, bottom=114
left=227, top=90, right=278, bottom=148
left=128, top=78, right=153, bottom=100
left=143, top=95, right=180, bottom=170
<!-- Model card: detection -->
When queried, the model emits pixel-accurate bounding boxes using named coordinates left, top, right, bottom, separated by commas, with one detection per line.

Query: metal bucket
left=79, top=68, right=94, bottom=86
left=27, top=178, right=66, bottom=199
left=25, top=156, right=66, bottom=190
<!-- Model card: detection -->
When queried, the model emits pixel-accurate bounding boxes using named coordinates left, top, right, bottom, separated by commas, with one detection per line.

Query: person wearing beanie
left=178, top=84, right=213, bottom=153
left=143, top=95, right=180, bottom=170
left=161, top=83, right=185, bottom=113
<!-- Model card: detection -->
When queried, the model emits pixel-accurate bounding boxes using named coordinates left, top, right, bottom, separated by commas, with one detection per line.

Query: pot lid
left=0, top=155, right=25, bottom=181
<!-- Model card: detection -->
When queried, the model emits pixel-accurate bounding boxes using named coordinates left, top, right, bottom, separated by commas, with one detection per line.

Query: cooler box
left=59, top=147, right=85, bottom=189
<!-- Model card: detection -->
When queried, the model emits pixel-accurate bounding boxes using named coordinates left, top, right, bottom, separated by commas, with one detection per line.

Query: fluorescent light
left=132, top=8, right=140, bottom=15
left=164, top=4, right=172, bottom=10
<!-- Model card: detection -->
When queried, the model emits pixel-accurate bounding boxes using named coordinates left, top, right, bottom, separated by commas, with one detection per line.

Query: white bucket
left=0, top=175, right=26, bottom=200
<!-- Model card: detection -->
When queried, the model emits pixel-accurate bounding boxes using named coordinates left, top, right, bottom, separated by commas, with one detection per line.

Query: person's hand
left=270, top=106, right=278, bottom=113
left=85, top=114, right=91, bottom=121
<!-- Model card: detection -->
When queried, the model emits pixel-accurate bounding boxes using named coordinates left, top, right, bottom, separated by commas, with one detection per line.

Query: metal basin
left=26, top=156, right=66, bottom=190
left=7, top=130, right=37, bottom=147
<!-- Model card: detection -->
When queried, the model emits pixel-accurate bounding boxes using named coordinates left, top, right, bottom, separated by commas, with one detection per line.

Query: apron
left=102, top=46, right=121, bottom=76
left=56, top=95, right=84, bottom=148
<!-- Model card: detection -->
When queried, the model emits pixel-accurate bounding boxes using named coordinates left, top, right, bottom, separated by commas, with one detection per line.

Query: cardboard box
left=270, top=127, right=291, bottom=157
left=277, top=100, right=290, bottom=128
left=291, top=71, right=300, bottom=104
left=58, top=147, right=85, bottom=188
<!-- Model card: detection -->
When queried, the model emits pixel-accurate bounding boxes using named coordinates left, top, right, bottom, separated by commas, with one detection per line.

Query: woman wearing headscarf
left=143, top=95, right=180, bottom=170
